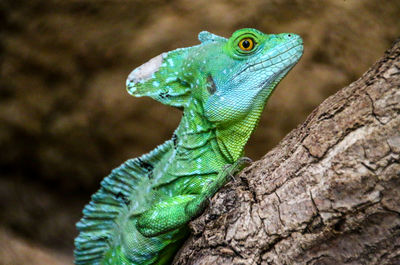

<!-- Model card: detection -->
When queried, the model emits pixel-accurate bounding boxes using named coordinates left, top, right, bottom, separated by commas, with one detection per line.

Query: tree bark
left=174, top=38, right=400, bottom=265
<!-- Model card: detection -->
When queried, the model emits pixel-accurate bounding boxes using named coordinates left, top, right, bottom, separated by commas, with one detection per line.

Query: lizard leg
left=136, top=194, right=197, bottom=237
left=136, top=157, right=251, bottom=237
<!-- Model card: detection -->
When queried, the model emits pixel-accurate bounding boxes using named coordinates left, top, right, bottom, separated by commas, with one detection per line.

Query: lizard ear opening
left=126, top=49, right=191, bottom=108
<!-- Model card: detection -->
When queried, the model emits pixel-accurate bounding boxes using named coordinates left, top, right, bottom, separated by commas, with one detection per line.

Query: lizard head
left=200, top=28, right=303, bottom=125
left=126, top=28, right=302, bottom=115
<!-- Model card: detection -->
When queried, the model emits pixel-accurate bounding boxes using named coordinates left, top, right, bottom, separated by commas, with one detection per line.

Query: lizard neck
left=176, top=97, right=265, bottom=163
left=175, top=99, right=230, bottom=165
left=215, top=101, right=265, bottom=162
left=214, top=86, right=274, bottom=162
left=177, top=99, right=215, bottom=138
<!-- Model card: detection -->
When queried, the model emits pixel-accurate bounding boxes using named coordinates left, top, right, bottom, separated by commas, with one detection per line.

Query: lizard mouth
left=254, top=41, right=303, bottom=93
left=258, top=63, right=293, bottom=90
left=249, top=42, right=303, bottom=73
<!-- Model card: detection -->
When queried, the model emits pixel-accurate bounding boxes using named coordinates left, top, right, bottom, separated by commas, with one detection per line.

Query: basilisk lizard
left=74, top=28, right=303, bottom=265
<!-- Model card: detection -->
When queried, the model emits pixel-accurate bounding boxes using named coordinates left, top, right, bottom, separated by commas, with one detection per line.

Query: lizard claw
left=221, top=164, right=237, bottom=182
left=227, top=157, right=252, bottom=182
left=237, top=156, right=253, bottom=165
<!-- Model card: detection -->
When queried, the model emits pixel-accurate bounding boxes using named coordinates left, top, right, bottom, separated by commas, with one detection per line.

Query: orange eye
left=238, top=38, right=254, bottom=51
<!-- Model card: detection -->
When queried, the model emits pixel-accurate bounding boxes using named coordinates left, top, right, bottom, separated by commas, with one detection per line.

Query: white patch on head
left=126, top=53, right=166, bottom=84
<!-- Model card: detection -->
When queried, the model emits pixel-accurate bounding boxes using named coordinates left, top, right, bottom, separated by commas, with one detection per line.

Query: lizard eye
left=238, top=38, right=255, bottom=51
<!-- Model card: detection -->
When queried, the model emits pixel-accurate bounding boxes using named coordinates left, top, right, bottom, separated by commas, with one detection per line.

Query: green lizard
left=74, top=28, right=303, bottom=265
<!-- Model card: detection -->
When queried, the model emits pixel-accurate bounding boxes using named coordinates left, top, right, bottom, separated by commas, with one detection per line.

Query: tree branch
left=174, top=38, right=400, bottom=265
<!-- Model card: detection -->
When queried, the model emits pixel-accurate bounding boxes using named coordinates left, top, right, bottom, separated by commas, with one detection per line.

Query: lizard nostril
left=288, top=34, right=292, bottom=38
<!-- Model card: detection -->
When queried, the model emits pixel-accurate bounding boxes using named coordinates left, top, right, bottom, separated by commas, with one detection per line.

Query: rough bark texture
left=174, top=39, right=400, bottom=265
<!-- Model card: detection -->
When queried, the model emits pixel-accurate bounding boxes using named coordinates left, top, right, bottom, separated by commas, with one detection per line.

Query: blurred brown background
left=1, top=0, right=399, bottom=264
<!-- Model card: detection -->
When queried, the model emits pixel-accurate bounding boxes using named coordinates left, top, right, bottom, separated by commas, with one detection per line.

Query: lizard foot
left=222, top=156, right=252, bottom=182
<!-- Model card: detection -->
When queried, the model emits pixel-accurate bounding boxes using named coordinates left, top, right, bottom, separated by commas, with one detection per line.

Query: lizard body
left=74, top=28, right=303, bottom=265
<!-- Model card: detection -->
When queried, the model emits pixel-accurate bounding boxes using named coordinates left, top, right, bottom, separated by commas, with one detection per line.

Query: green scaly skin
left=74, top=28, right=303, bottom=265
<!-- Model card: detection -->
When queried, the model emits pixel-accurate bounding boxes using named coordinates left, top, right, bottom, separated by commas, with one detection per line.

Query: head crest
left=126, top=48, right=192, bottom=108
